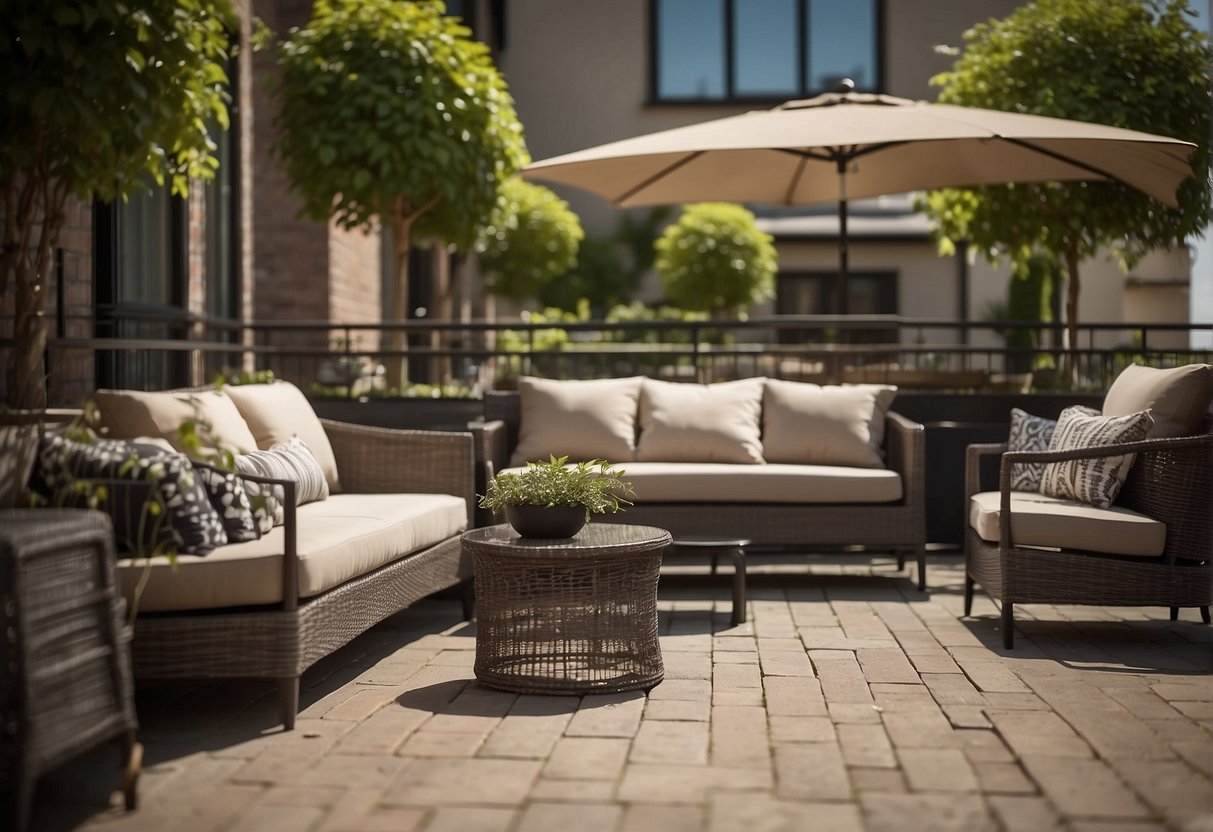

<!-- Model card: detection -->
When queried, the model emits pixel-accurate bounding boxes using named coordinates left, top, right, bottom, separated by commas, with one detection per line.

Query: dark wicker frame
left=1, top=509, right=140, bottom=831
left=475, top=389, right=928, bottom=589
left=963, top=430, right=1213, bottom=648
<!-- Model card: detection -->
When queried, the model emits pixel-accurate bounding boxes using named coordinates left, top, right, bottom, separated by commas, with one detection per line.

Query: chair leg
left=896, top=551, right=906, bottom=570
left=278, top=677, right=300, bottom=730
left=710, top=552, right=719, bottom=576
left=1202, top=606, right=1211, bottom=625
left=729, top=546, right=747, bottom=627
left=964, top=576, right=975, bottom=617
left=120, top=731, right=142, bottom=811
left=1001, top=602, right=1015, bottom=649
left=1170, top=607, right=1180, bottom=621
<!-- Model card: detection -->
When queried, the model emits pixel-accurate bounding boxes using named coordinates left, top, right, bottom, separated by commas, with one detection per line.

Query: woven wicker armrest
left=965, top=442, right=1008, bottom=500
left=884, top=412, right=925, bottom=509
left=468, top=419, right=508, bottom=480
left=321, top=418, right=475, bottom=511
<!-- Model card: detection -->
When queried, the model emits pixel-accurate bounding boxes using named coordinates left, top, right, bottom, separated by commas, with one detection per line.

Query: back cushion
left=1102, top=363, right=1213, bottom=438
left=510, top=376, right=643, bottom=466
left=636, top=378, right=765, bottom=464
left=224, top=381, right=341, bottom=493
left=762, top=380, right=896, bottom=469
left=94, top=388, right=259, bottom=454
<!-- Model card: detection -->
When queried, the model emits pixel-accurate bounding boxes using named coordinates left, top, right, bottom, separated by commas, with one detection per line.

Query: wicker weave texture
left=465, top=524, right=670, bottom=694
left=0, top=510, right=137, bottom=801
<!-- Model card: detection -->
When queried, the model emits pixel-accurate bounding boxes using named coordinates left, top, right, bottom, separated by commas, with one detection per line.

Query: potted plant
left=478, top=455, right=634, bottom=538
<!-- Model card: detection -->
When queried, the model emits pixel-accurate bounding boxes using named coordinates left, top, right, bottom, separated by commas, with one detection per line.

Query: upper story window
left=653, top=0, right=880, bottom=103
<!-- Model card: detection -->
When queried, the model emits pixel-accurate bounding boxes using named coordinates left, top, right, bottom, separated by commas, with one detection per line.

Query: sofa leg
left=1170, top=607, right=1180, bottom=621
left=916, top=549, right=927, bottom=592
left=964, top=576, right=974, bottom=617
left=896, top=552, right=906, bottom=571
left=278, top=677, right=300, bottom=730
left=1201, top=606, right=1211, bottom=625
left=1001, top=602, right=1014, bottom=649
left=460, top=579, right=476, bottom=621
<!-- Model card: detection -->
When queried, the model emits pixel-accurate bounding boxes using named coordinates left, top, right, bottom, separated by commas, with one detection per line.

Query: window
left=653, top=0, right=880, bottom=102
left=776, top=270, right=897, bottom=344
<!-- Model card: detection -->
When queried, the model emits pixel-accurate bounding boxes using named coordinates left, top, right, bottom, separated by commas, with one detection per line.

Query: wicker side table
left=0, top=509, right=141, bottom=832
left=463, top=523, right=671, bottom=695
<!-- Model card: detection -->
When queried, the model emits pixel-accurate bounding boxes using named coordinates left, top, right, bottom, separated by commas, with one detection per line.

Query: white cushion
left=94, top=388, right=259, bottom=454
left=636, top=378, right=765, bottom=463
left=969, top=490, right=1165, bottom=558
left=224, top=381, right=342, bottom=493
left=510, top=376, right=643, bottom=466
left=761, top=380, right=896, bottom=469
left=498, top=461, right=903, bottom=504
left=115, top=493, right=467, bottom=612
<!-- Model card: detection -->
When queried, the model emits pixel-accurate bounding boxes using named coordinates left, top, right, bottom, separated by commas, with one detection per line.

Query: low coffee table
left=462, top=523, right=671, bottom=695
left=669, top=535, right=749, bottom=626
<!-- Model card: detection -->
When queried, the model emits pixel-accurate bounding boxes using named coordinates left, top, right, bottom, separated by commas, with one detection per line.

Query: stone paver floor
left=29, top=554, right=1213, bottom=832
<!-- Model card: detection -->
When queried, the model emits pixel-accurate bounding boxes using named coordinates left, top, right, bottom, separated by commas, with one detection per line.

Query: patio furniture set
left=3, top=363, right=1211, bottom=829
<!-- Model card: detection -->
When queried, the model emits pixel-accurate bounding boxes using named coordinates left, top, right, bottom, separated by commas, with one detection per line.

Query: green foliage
left=539, top=207, right=674, bottom=315
left=273, top=0, right=528, bottom=249
left=1004, top=254, right=1060, bottom=372
left=920, top=0, right=1212, bottom=271
left=1, top=0, right=235, bottom=202
left=604, top=301, right=710, bottom=344
left=478, top=179, right=583, bottom=300
left=479, top=455, right=635, bottom=522
left=654, top=203, right=778, bottom=316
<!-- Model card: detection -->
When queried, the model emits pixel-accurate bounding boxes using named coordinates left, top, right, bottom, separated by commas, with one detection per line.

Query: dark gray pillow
left=1006, top=408, right=1057, bottom=492
left=30, top=435, right=228, bottom=555
left=192, top=463, right=260, bottom=543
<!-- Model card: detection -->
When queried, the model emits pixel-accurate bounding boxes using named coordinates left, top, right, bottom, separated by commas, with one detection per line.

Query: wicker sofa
left=473, top=376, right=928, bottom=588
left=963, top=363, right=1213, bottom=647
left=18, top=382, right=476, bottom=730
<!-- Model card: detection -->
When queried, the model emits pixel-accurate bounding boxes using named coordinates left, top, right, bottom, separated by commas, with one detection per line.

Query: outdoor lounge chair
left=964, top=427, right=1213, bottom=648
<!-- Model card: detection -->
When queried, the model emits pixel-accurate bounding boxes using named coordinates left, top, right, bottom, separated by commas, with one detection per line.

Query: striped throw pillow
left=1039, top=406, right=1153, bottom=508
left=236, top=436, right=330, bottom=516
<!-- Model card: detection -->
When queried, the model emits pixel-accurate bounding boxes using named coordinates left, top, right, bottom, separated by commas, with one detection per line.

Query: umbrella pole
left=836, top=158, right=849, bottom=318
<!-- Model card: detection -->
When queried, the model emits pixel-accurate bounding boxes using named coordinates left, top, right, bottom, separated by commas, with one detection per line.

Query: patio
left=28, top=554, right=1213, bottom=832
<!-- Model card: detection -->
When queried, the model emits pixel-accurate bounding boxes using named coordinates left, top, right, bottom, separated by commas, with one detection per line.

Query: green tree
left=920, top=0, right=1211, bottom=378
left=274, top=0, right=528, bottom=378
left=654, top=203, right=777, bottom=317
left=478, top=179, right=583, bottom=301
left=1, top=0, right=235, bottom=408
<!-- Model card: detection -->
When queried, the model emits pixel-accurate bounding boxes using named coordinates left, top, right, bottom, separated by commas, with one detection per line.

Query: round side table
left=462, top=523, right=671, bottom=695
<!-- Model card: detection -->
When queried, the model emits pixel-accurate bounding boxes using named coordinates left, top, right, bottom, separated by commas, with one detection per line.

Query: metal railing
left=9, top=313, right=1212, bottom=405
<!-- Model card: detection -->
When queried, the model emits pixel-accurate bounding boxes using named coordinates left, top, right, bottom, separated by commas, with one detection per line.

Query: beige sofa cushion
left=94, top=388, right=258, bottom=454
left=636, top=378, right=765, bottom=463
left=499, top=461, right=902, bottom=504
left=115, top=493, right=468, bottom=612
left=224, top=381, right=342, bottom=493
left=1102, top=363, right=1213, bottom=438
left=510, top=376, right=643, bottom=466
left=762, top=380, right=897, bottom=469
left=969, top=491, right=1165, bottom=558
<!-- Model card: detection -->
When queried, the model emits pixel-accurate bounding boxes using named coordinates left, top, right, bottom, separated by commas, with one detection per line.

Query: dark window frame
left=776, top=268, right=898, bottom=345
left=648, top=0, right=885, bottom=105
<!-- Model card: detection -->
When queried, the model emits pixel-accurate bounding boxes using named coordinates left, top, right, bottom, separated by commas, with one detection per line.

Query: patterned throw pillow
left=235, top=437, right=329, bottom=532
left=1039, top=406, right=1154, bottom=508
left=29, top=435, right=228, bottom=555
left=192, top=464, right=260, bottom=543
left=1006, top=408, right=1057, bottom=492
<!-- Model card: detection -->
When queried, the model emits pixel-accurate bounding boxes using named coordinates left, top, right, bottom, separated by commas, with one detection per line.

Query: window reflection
left=657, top=0, right=725, bottom=99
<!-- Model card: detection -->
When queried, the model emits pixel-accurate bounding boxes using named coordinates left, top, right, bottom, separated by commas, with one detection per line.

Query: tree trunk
left=429, top=241, right=452, bottom=384
left=1062, top=247, right=1081, bottom=387
left=388, top=213, right=413, bottom=389
left=3, top=173, right=64, bottom=409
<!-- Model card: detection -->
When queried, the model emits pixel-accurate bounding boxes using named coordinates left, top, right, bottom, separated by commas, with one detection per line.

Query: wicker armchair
left=964, top=430, right=1213, bottom=648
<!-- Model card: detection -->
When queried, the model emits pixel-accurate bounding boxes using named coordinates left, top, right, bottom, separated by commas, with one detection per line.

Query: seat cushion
left=969, top=491, right=1165, bottom=558
left=510, top=376, right=643, bottom=466
left=762, top=380, right=897, bottom=468
left=224, top=381, right=342, bottom=494
left=636, top=378, right=765, bottom=463
left=115, top=493, right=468, bottom=612
left=499, top=461, right=903, bottom=504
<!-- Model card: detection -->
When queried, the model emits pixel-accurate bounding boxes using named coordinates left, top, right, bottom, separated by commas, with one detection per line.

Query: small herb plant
left=479, top=455, right=635, bottom=522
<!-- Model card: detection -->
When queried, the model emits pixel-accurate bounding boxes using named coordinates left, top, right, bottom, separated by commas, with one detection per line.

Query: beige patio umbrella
left=522, top=89, right=1196, bottom=313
